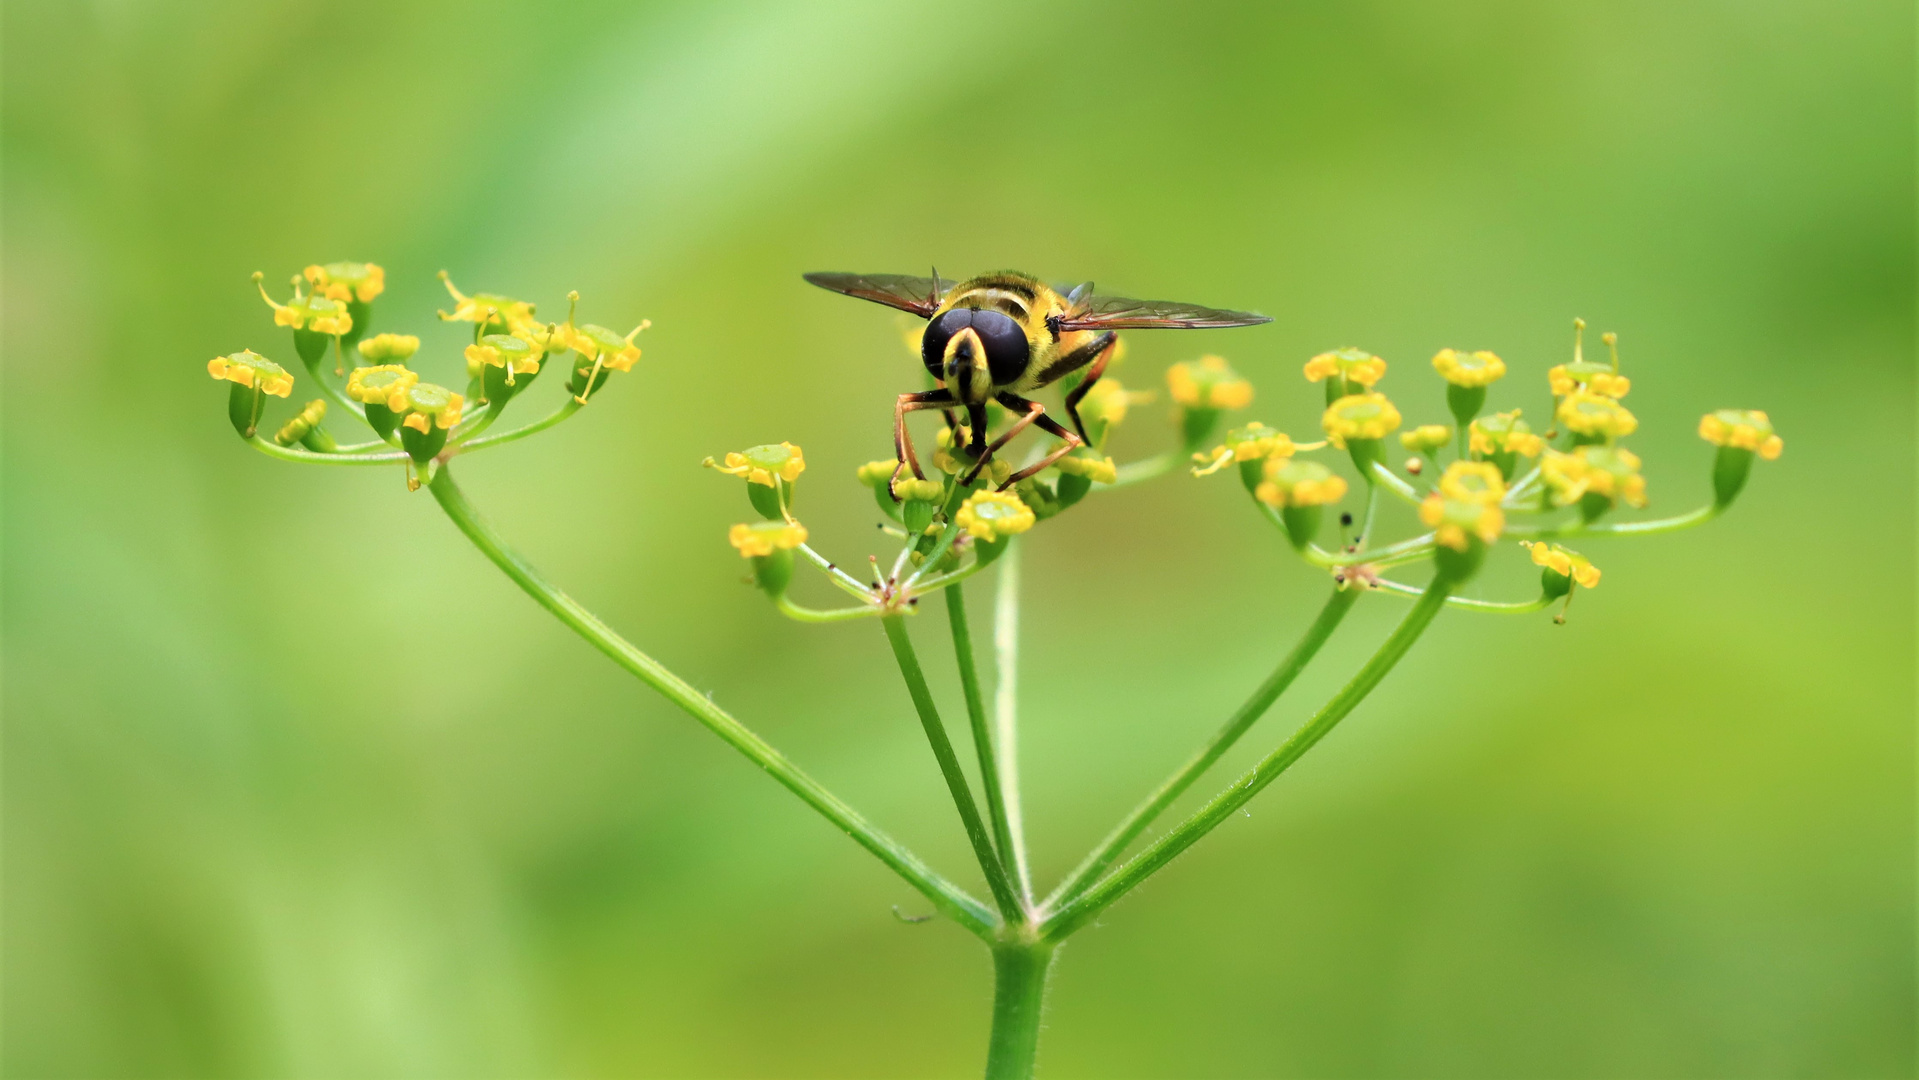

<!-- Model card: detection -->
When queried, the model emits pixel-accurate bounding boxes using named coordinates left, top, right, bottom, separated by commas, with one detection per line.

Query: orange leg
left=892, top=389, right=957, bottom=496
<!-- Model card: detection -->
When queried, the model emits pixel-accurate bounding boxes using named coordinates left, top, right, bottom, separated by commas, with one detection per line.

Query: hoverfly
left=803, top=270, right=1272, bottom=493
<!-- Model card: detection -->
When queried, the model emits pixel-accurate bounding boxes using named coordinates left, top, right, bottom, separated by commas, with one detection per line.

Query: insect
left=803, top=270, right=1273, bottom=494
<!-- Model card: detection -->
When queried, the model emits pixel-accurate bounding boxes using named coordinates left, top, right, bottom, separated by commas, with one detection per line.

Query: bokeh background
left=4, top=2, right=1912, bottom=1077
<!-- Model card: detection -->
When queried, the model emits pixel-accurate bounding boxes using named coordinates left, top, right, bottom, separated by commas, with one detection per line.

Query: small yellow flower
left=1541, top=446, right=1648, bottom=508
left=857, top=460, right=900, bottom=488
left=464, top=334, right=543, bottom=383
left=1468, top=410, right=1543, bottom=457
left=1191, top=422, right=1316, bottom=475
left=1436, top=460, right=1507, bottom=506
left=1054, top=451, right=1117, bottom=484
left=1548, top=363, right=1630, bottom=399
left=703, top=442, right=806, bottom=488
left=955, top=490, right=1035, bottom=542
left=356, top=333, right=420, bottom=363
left=207, top=350, right=294, bottom=397
left=1556, top=392, right=1638, bottom=439
left=391, top=382, right=464, bottom=432
left=1399, top=424, right=1452, bottom=453
left=1255, top=458, right=1348, bottom=508
left=1431, top=348, right=1506, bottom=388
left=1079, top=377, right=1151, bottom=430
left=1419, top=493, right=1505, bottom=551
left=273, top=399, right=328, bottom=447
left=1698, top=409, right=1783, bottom=460
left=1303, top=347, right=1387, bottom=388
left=1522, top=541, right=1601, bottom=589
left=895, top=477, right=947, bottom=502
left=728, top=520, right=808, bottom=558
left=345, top=364, right=419, bottom=404
left=1321, top=392, right=1403, bottom=448
left=565, top=321, right=650, bottom=371
left=255, top=273, right=352, bottom=335
left=437, top=271, right=537, bottom=331
left=1166, top=355, right=1253, bottom=410
left=302, top=261, right=385, bottom=304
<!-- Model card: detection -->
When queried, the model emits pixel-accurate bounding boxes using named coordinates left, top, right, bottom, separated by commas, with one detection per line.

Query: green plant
left=205, top=264, right=1782, bottom=1078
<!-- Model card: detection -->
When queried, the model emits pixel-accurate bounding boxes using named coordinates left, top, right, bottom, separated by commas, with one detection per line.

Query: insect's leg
left=965, top=403, right=990, bottom=458
left=995, top=395, right=1084, bottom=491
left=893, top=389, right=957, bottom=493
left=961, top=399, right=1043, bottom=484
left=1061, top=332, right=1120, bottom=443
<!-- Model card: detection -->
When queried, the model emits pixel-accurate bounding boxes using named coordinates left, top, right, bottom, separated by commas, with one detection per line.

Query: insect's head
left=922, top=306, right=1029, bottom=403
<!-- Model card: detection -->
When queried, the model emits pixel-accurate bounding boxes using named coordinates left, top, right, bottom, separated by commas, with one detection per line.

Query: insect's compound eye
left=921, top=308, right=970, bottom=377
left=969, top=309, right=1030, bottom=385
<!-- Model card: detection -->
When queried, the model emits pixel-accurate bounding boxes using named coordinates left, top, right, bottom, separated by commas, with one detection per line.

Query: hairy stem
left=948, top=586, right=1028, bottom=908
left=881, top=615, right=1025, bottom=922
left=428, top=467, right=996, bottom=939
left=1043, top=582, right=1452, bottom=942
left=983, top=942, right=1056, bottom=1080
left=1045, top=585, right=1360, bottom=913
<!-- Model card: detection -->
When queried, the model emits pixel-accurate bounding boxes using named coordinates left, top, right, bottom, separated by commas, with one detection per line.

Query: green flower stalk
left=200, top=259, right=1781, bottom=1079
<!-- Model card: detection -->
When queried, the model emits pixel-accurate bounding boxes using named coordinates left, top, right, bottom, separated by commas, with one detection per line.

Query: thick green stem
left=1042, top=582, right=1452, bottom=942
left=983, top=942, right=1056, bottom=1080
left=428, top=467, right=996, bottom=939
left=1045, top=585, right=1359, bottom=912
left=881, top=615, right=1025, bottom=922
left=948, top=586, right=1028, bottom=907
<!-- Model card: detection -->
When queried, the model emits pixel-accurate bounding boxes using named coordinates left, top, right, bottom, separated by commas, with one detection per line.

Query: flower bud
left=1322, top=392, right=1401, bottom=476
left=1399, top=424, right=1452, bottom=454
left=1541, top=446, right=1646, bottom=520
left=389, top=382, right=464, bottom=463
left=273, top=398, right=335, bottom=452
left=356, top=333, right=419, bottom=364
left=1556, top=391, right=1638, bottom=442
left=1255, top=458, right=1347, bottom=550
left=705, top=442, right=805, bottom=520
left=437, top=272, right=537, bottom=334
left=465, top=333, right=544, bottom=403
left=208, top=350, right=294, bottom=437
left=565, top=321, right=649, bottom=402
left=1698, top=409, right=1781, bottom=507
left=1521, top=540, right=1600, bottom=599
left=1303, top=347, right=1386, bottom=403
left=729, top=520, right=808, bottom=596
left=256, top=272, right=352, bottom=364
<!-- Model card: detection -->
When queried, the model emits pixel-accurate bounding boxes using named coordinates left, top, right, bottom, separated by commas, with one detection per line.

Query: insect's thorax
left=934, top=272, right=1087, bottom=391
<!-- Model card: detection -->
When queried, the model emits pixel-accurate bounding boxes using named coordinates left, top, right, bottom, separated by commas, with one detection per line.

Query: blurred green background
left=4, top=1, right=1912, bottom=1076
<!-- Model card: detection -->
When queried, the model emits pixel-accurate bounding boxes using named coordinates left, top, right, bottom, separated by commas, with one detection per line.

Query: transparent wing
left=802, top=272, right=947, bottom=318
left=1056, top=293, right=1273, bottom=331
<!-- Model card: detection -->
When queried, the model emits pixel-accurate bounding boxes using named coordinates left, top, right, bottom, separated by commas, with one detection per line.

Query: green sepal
left=567, top=356, right=613, bottom=400
left=1539, top=566, right=1573, bottom=600
left=1237, top=458, right=1265, bottom=495
left=751, top=549, right=794, bottom=597
left=1433, top=536, right=1487, bottom=584
left=1180, top=407, right=1222, bottom=452
left=400, top=421, right=449, bottom=463
left=903, top=498, right=935, bottom=534
left=1577, top=491, right=1612, bottom=523
left=293, top=328, right=331, bottom=365
left=1445, top=383, right=1486, bottom=429
left=1279, top=504, right=1321, bottom=551
left=747, top=482, right=784, bottom=521
left=1712, top=446, right=1754, bottom=508
left=226, top=383, right=263, bottom=438
left=364, top=401, right=400, bottom=441
left=478, top=358, right=539, bottom=408
left=300, top=426, right=337, bottom=453
left=1055, top=471, right=1093, bottom=510
left=1569, top=431, right=1607, bottom=448
left=1486, top=449, right=1518, bottom=481
left=972, top=536, right=1011, bottom=569
left=1346, top=437, right=1385, bottom=478
left=341, top=300, right=371, bottom=350
left=872, top=484, right=903, bottom=522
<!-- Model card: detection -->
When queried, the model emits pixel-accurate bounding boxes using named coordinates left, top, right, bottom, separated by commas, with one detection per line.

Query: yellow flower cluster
left=1431, top=348, right=1506, bottom=388
left=465, top=334, right=543, bottom=384
left=1191, top=422, right=1315, bottom=475
left=1303, top=348, right=1387, bottom=388
left=705, top=442, right=806, bottom=488
left=1054, top=451, right=1117, bottom=485
left=1322, top=393, right=1402, bottom=448
left=955, top=490, right=1035, bottom=542
left=1556, top=392, right=1638, bottom=439
left=1419, top=461, right=1506, bottom=551
left=207, top=350, right=294, bottom=397
left=1166, top=355, right=1253, bottom=410
left=1468, top=410, right=1543, bottom=457
left=728, top=520, right=808, bottom=558
left=346, top=365, right=418, bottom=405
left=1549, top=364, right=1630, bottom=398
left=1256, top=458, right=1347, bottom=509
left=255, top=274, right=352, bottom=336
left=1698, top=409, right=1783, bottom=460
left=1522, top=541, right=1601, bottom=589
left=1541, top=446, right=1647, bottom=508
left=303, top=262, right=385, bottom=304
